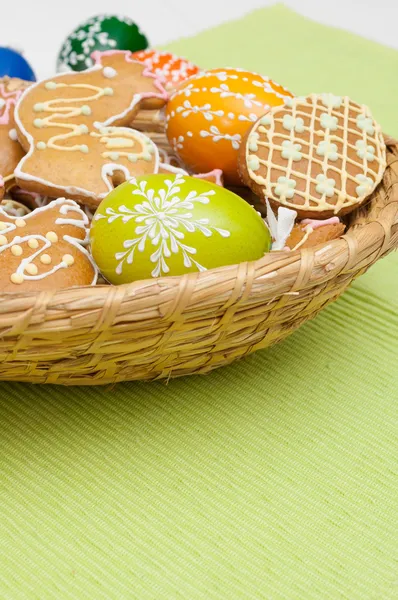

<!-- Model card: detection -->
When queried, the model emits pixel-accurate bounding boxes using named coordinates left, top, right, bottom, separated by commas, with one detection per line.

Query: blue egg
left=0, top=47, right=36, bottom=81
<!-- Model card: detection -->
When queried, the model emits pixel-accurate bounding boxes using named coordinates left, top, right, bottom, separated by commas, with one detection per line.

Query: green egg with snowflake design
left=90, top=174, right=271, bottom=284
left=57, top=14, right=149, bottom=72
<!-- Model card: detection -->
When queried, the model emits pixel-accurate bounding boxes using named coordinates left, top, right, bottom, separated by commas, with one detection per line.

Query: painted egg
left=57, top=14, right=149, bottom=72
left=165, top=68, right=293, bottom=185
left=131, top=50, right=200, bottom=91
left=91, top=173, right=271, bottom=284
left=0, top=47, right=35, bottom=81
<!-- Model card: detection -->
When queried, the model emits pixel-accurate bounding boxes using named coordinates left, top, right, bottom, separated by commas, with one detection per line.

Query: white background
left=2, top=0, right=396, bottom=79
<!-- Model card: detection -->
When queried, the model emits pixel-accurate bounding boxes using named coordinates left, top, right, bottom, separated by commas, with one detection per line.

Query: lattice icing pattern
left=244, top=94, right=386, bottom=217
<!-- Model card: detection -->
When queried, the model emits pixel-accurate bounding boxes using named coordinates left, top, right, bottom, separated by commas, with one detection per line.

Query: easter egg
left=91, top=173, right=271, bottom=284
left=57, top=14, right=149, bottom=72
left=131, top=50, right=200, bottom=91
left=165, top=68, right=293, bottom=185
left=0, top=47, right=35, bottom=81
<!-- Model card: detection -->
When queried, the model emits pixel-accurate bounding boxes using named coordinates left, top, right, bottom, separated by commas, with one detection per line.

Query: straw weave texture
left=0, top=137, right=397, bottom=386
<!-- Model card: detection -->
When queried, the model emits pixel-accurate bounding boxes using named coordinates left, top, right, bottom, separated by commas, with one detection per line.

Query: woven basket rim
left=1, top=136, right=397, bottom=306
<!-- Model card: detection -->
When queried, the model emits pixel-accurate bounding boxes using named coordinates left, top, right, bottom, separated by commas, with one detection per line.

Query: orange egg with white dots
left=165, top=68, right=293, bottom=185
left=131, top=49, right=200, bottom=91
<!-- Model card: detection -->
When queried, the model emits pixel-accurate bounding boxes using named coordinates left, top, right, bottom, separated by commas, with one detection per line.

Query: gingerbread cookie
left=286, top=217, right=345, bottom=251
left=240, top=94, right=386, bottom=219
left=0, top=77, right=32, bottom=189
left=165, top=68, right=293, bottom=185
left=132, top=107, right=166, bottom=132
left=1, top=198, right=30, bottom=218
left=0, top=198, right=97, bottom=291
left=14, top=51, right=168, bottom=208
left=7, top=186, right=49, bottom=211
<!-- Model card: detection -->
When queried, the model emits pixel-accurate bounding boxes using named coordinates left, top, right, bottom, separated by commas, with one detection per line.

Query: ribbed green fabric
left=1, top=6, right=397, bottom=599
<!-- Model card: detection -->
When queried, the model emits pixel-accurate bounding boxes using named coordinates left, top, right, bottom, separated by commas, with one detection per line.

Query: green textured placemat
left=1, top=6, right=397, bottom=599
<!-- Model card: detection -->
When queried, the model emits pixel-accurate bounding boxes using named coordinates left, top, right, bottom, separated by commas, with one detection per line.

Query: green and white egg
left=90, top=174, right=271, bottom=284
left=57, top=14, right=149, bottom=72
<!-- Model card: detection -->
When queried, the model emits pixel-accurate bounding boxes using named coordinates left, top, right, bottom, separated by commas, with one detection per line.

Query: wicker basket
left=1, top=138, right=397, bottom=386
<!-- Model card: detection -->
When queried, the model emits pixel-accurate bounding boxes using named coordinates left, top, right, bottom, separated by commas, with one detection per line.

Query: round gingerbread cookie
left=240, top=94, right=386, bottom=219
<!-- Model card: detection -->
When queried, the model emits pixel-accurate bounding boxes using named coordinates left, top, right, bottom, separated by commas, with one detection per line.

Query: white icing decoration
left=26, top=263, right=38, bottom=275
left=46, top=231, right=58, bottom=242
left=0, top=98, right=5, bottom=110
left=80, top=145, right=89, bottom=153
left=356, top=113, right=375, bottom=135
left=315, top=174, right=335, bottom=197
left=96, top=173, right=231, bottom=278
left=103, top=87, right=114, bottom=96
left=200, top=126, right=241, bottom=149
left=103, top=67, right=117, bottom=79
left=28, top=238, right=39, bottom=249
left=209, top=83, right=262, bottom=109
left=33, top=119, right=43, bottom=128
left=248, top=155, right=260, bottom=171
left=238, top=113, right=258, bottom=123
left=248, top=132, right=260, bottom=152
left=11, top=244, right=23, bottom=256
left=62, top=254, right=74, bottom=266
left=274, top=176, right=296, bottom=199
left=321, top=93, right=342, bottom=109
left=282, top=114, right=305, bottom=133
left=355, top=174, right=374, bottom=197
left=251, top=79, right=291, bottom=102
left=260, top=115, right=272, bottom=126
left=45, top=82, right=57, bottom=90
left=356, top=140, right=375, bottom=161
left=37, top=142, right=47, bottom=150
left=212, top=71, right=239, bottom=82
left=316, top=140, right=339, bottom=161
left=33, top=103, right=44, bottom=112
left=283, top=96, right=306, bottom=109
left=90, top=126, right=157, bottom=163
left=320, top=113, right=338, bottom=131
left=8, top=128, right=18, bottom=141
left=173, top=83, right=201, bottom=98
left=81, top=105, right=91, bottom=116
left=10, top=273, right=23, bottom=284
left=281, top=140, right=302, bottom=161
left=176, top=100, right=224, bottom=121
